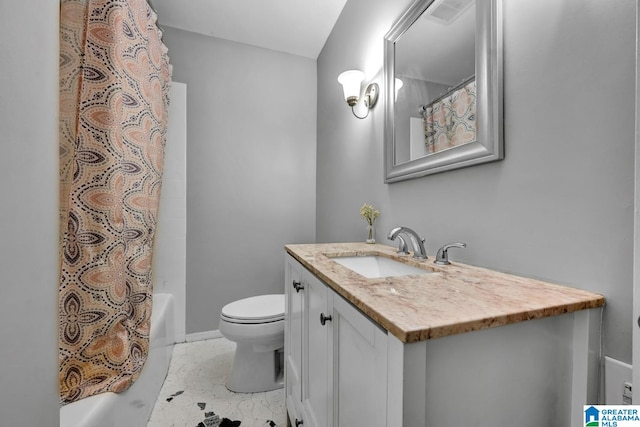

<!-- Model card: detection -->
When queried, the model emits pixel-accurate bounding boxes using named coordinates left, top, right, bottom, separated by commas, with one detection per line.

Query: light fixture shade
left=395, top=78, right=404, bottom=100
left=337, top=70, right=365, bottom=104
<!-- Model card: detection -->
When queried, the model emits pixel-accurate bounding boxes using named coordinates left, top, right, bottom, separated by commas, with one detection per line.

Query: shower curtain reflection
left=423, top=79, right=477, bottom=154
left=58, top=0, right=171, bottom=403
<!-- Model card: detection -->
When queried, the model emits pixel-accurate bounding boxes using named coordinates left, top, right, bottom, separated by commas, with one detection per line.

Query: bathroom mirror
left=384, top=0, right=503, bottom=183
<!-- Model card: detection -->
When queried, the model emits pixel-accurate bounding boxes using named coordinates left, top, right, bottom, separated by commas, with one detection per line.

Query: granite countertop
left=285, top=242, right=605, bottom=343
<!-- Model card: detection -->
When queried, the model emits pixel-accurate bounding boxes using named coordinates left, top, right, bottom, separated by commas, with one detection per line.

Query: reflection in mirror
left=395, top=0, right=476, bottom=163
left=384, top=0, right=503, bottom=183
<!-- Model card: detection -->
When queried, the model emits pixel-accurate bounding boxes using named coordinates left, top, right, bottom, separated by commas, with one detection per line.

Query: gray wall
left=317, top=0, right=635, bottom=364
left=0, top=1, right=60, bottom=425
left=162, top=28, right=317, bottom=334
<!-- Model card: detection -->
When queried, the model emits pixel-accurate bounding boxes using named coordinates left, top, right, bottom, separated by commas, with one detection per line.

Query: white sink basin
left=330, top=255, right=432, bottom=279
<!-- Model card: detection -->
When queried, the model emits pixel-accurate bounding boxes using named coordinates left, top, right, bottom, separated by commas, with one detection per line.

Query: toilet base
left=226, top=342, right=284, bottom=393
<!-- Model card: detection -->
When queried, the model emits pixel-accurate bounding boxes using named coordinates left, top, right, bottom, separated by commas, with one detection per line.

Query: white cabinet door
left=285, top=254, right=389, bottom=427
left=285, top=255, right=305, bottom=425
left=303, top=271, right=330, bottom=427
left=330, top=294, right=388, bottom=427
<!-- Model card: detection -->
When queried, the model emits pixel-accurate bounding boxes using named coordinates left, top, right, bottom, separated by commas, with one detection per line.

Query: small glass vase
left=366, top=223, right=376, bottom=244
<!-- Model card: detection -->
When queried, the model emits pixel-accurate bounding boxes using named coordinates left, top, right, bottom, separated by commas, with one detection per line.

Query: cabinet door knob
left=295, top=419, right=304, bottom=426
left=320, top=313, right=332, bottom=325
left=292, top=280, right=304, bottom=293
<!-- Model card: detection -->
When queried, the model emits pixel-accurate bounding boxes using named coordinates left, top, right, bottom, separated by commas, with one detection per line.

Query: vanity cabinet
left=284, top=256, right=304, bottom=425
left=285, top=254, right=387, bottom=427
left=285, top=243, right=604, bottom=427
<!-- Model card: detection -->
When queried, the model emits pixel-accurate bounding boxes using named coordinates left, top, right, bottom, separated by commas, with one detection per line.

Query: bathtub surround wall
left=154, top=81, right=188, bottom=343
left=160, top=27, right=317, bottom=334
left=317, top=0, right=635, bottom=367
left=0, top=1, right=60, bottom=425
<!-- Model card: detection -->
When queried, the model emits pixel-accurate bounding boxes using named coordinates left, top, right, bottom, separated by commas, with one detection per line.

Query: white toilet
left=218, top=294, right=285, bottom=393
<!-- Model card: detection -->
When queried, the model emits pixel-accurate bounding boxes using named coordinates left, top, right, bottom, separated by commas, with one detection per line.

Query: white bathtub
left=60, top=293, right=176, bottom=427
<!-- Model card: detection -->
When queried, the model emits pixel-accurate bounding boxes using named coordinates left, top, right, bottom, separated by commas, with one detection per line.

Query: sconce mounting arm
left=350, top=82, right=379, bottom=120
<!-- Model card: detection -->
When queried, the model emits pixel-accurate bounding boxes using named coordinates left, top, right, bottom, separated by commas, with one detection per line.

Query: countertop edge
left=285, top=243, right=605, bottom=344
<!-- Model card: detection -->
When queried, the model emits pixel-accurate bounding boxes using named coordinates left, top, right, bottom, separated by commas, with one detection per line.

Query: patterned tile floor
left=147, top=338, right=287, bottom=427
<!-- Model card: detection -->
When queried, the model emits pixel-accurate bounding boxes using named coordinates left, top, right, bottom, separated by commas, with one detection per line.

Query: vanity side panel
left=395, top=338, right=428, bottom=427
left=570, top=308, right=603, bottom=427
left=420, top=313, right=574, bottom=427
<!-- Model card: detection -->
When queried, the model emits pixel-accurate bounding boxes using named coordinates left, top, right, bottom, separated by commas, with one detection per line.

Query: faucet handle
left=434, top=242, right=467, bottom=265
left=395, top=234, right=410, bottom=255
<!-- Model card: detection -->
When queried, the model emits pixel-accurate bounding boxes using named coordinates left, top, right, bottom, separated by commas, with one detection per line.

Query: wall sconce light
left=337, top=70, right=378, bottom=119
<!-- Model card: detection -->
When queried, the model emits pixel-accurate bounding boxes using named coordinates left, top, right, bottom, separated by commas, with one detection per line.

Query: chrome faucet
left=387, top=226, right=427, bottom=259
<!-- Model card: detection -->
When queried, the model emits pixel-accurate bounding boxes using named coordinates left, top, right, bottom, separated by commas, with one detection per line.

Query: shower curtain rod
left=418, top=74, right=476, bottom=117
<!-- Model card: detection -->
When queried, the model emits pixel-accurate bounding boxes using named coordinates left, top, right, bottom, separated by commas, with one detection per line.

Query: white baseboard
left=185, top=329, right=223, bottom=343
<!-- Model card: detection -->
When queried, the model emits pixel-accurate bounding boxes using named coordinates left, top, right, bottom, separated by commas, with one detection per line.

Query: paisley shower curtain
left=424, top=80, right=476, bottom=154
left=58, top=0, right=171, bottom=403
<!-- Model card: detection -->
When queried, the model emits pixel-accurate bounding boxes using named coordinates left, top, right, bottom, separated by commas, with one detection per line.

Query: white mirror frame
left=384, top=0, right=503, bottom=183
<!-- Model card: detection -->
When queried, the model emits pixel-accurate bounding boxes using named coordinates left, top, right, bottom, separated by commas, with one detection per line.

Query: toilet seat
left=220, top=294, right=284, bottom=324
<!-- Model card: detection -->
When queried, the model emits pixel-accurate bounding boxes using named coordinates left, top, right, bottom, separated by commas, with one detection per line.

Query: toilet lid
left=220, top=294, right=284, bottom=324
